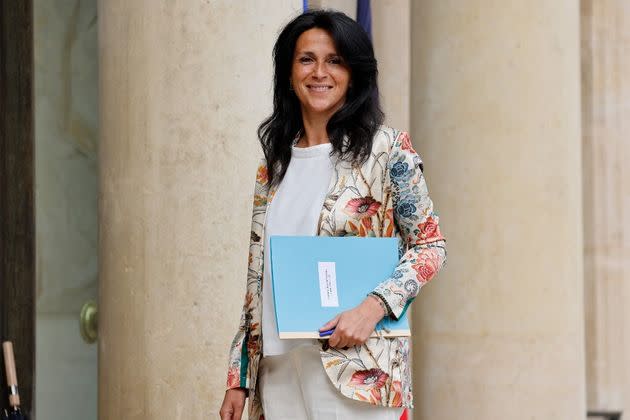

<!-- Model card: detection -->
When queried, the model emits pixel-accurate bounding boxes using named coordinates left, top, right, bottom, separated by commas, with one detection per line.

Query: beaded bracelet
left=367, top=293, right=390, bottom=317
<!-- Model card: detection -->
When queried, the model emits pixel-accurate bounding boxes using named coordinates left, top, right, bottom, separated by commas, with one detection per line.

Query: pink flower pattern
left=344, top=196, right=382, bottom=219
left=349, top=369, right=390, bottom=389
left=226, top=128, right=446, bottom=417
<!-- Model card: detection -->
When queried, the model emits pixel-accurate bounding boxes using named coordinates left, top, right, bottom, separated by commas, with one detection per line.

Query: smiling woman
left=257, top=9, right=384, bottom=188
left=219, top=9, right=446, bottom=420
left=290, top=28, right=351, bottom=129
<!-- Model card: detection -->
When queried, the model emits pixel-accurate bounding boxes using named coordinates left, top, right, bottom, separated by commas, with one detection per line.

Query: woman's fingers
left=219, top=407, right=232, bottom=420
left=319, top=313, right=341, bottom=332
left=344, top=333, right=362, bottom=348
left=232, top=403, right=244, bottom=420
left=333, top=334, right=347, bottom=348
left=330, top=324, right=354, bottom=348
left=220, top=389, right=246, bottom=420
left=329, top=321, right=348, bottom=347
left=327, top=305, right=379, bottom=348
left=329, top=329, right=340, bottom=347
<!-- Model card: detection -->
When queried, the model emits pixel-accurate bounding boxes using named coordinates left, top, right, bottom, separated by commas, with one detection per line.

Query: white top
left=262, top=142, right=335, bottom=356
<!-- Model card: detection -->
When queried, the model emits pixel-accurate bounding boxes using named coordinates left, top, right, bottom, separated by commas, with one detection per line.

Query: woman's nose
left=312, top=62, right=327, bottom=79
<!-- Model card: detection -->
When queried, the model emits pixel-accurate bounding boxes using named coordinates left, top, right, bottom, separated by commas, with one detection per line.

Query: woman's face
left=291, top=28, right=351, bottom=119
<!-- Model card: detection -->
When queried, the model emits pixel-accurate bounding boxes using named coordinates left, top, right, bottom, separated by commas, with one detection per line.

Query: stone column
left=308, top=0, right=356, bottom=19
left=372, top=0, right=410, bottom=131
left=97, top=1, right=300, bottom=418
left=409, top=1, right=586, bottom=418
left=582, top=0, right=630, bottom=412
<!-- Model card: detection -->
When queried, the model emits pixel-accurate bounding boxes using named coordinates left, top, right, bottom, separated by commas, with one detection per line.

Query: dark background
left=0, top=0, right=35, bottom=417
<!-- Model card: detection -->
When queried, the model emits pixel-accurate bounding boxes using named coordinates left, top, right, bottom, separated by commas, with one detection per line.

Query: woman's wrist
left=365, top=294, right=388, bottom=319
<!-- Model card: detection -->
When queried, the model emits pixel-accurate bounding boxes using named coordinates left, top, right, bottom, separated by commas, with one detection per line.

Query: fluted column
left=308, top=0, right=356, bottom=19
left=409, top=1, right=586, bottom=418
left=582, top=0, right=630, bottom=412
left=372, top=0, right=410, bottom=130
left=97, top=2, right=300, bottom=418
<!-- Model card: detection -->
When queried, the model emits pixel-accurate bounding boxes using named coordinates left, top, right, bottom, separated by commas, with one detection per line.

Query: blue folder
left=269, top=236, right=410, bottom=339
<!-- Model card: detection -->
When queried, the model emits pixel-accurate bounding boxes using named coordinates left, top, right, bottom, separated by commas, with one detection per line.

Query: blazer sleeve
left=225, top=160, right=268, bottom=390
left=370, top=131, right=447, bottom=320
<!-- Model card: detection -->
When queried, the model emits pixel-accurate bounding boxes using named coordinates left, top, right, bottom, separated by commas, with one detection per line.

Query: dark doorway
left=0, top=0, right=35, bottom=417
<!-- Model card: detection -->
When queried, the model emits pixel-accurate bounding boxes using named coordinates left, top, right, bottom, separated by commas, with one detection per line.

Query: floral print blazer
left=226, top=127, right=446, bottom=419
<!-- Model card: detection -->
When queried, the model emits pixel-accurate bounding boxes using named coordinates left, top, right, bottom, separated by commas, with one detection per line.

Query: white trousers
left=258, top=344, right=403, bottom=420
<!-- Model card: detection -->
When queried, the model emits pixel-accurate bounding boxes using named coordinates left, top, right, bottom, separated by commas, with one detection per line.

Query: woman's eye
left=299, top=57, right=313, bottom=63
left=328, top=57, right=342, bottom=65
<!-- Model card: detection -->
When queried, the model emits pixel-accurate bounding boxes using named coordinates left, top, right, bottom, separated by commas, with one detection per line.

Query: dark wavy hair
left=258, top=9, right=384, bottom=186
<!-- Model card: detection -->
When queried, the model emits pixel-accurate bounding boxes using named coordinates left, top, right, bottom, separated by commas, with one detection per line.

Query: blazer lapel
left=263, top=145, right=354, bottom=237
left=317, top=157, right=355, bottom=236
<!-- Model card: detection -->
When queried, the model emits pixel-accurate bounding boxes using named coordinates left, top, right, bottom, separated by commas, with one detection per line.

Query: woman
left=219, top=9, right=446, bottom=420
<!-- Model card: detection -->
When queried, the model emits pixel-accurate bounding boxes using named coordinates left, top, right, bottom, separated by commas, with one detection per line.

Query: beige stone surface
left=308, top=0, right=356, bottom=19
left=372, top=0, right=410, bottom=131
left=582, top=0, right=630, bottom=412
left=409, top=1, right=586, bottom=418
left=98, top=2, right=301, bottom=418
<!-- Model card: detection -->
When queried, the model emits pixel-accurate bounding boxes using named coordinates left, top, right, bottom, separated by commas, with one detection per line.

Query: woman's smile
left=291, top=28, right=351, bottom=118
left=307, top=84, right=333, bottom=92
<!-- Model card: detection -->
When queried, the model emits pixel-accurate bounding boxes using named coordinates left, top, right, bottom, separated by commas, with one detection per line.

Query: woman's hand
left=319, top=296, right=386, bottom=348
left=219, top=388, right=246, bottom=420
